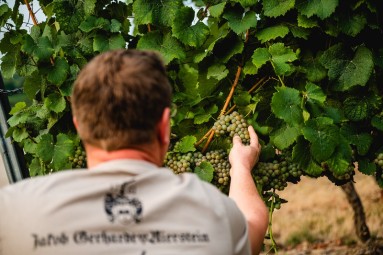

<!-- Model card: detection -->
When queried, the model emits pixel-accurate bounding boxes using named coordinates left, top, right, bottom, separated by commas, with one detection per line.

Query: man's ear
left=73, top=117, right=79, bottom=131
left=157, top=107, right=171, bottom=146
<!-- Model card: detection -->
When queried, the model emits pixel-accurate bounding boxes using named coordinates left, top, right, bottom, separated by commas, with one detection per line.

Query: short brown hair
left=71, top=49, right=172, bottom=151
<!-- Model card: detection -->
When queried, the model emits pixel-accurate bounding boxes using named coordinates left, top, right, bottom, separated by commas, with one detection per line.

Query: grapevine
left=2, top=0, right=383, bottom=252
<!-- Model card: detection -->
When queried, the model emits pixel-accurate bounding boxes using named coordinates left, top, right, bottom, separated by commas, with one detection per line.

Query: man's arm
left=229, top=126, right=269, bottom=255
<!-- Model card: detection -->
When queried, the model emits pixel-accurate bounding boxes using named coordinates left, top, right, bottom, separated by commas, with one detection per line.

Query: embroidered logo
left=104, top=181, right=143, bottom=225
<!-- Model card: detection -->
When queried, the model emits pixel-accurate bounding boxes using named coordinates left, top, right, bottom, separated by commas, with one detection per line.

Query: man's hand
left=229, top=125, right=261, bottom=174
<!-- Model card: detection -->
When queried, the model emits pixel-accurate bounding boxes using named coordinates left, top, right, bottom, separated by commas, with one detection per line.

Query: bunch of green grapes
left=212, top=111, right=250, bottom=144
left=164, top=152, right=194, bottom=174
left=373, top=153, right=383, bottom=179
left=195, top=150, right=231, bottom=191
left=69, top=146, right=87, bottom=168
left=164, top=149, right=231, bottom=192
left=374, top=153, right=383, bottom=169
left=253, top=154, right=303, bottom=192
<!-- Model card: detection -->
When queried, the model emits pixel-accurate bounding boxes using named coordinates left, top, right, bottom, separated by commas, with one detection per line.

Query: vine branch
left=24, top=0, right=38, bottom=26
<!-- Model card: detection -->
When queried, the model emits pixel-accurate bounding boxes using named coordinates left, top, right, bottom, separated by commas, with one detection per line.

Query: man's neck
left=85, top=144, right=163, bottom=169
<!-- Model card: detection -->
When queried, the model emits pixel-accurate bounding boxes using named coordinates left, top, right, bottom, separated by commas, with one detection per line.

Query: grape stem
left=267, top=192, right=278, bottom=254
left=195, top=128, right=213, bottom=146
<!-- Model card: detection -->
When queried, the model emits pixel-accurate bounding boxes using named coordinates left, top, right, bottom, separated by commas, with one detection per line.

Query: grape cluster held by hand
left=212, top=111, right=250, bottom=144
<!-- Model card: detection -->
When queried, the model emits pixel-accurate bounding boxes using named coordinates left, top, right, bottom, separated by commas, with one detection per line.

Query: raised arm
left=229, top=125, right=269, bottom=254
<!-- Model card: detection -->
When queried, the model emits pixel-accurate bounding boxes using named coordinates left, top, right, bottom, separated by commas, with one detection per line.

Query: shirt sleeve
left=222, top=196, right=251, bottom=255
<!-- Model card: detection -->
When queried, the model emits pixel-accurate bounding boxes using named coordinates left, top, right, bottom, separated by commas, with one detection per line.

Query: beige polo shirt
left=0, top=159, right=250, bottom=255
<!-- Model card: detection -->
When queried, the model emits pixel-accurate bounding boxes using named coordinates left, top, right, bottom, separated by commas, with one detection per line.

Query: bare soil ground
left=260, top=172, right=383, bottom=255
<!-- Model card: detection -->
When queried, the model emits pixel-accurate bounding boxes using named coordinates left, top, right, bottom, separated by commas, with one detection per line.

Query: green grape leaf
left=234, top=91, right=251, bottom=106
left=305, top=82, right=326, bottom=104
left=297, top=0, right=339, bottom=20
left=194, top=161, right=214, bottom=183
left=47, top=57, right=69, bottom=86
left=9, top=102, right=26, bottom=115
left=84, top=0, right=96, bottom=15
left=45, top=93, right=66, bottom=114
left=343, top=97, right=369, bottom=121
left=174, top=136, right=197, bottom=153
left=54, top=1, right=85, bottom=33
left=209, top=2, right=226, bottom=18
left=197, top=73, right=220, bottom=99
left=297, top=14, right=318, bottom=28
left=172, top=7, right=210, bottom=47
left=289, top=26, right=310, bottom=39
left=23, top=138, right=38, bottom=154
left=292, top=136, right=311, bottom=169
left=207, top=64, right=229, bottom=80
left=262, top=0, right=295, bottom=18
left=223, top=9, right=257, bottom=35
left=21, top=34, right=36, bottom=55
left=271, top=125, right=301, bottom=150
left=215, top=35, right=244, bottom=63
left=137, top=31, right=186, bottom=64
left=271, top=86, right=303, bottom=125
left=79, top=16, right=110, bottom=33
left=243, top=59, right=258, bottom=75
left=133, top=0, right=182, bottom=27
left=232, top=0, right=257, bottom=8
left=302, top=56, right=327, bottom=82
left=1, top=48, right=18, bottom=79
left=358, top=158, right=376, bottom=176
left=336, top=46, right=373, bottom=91
left=12, top=127, right=29, bottom=143
left=93, top=33, right=126, bottom=52
left=194, top=114, right=211, bottom=124
left=192, top=22, right=230, bottom=63
left=269, top=43, right=297, bottom=75
left=110, top=19, right=122, bottom=33
left=35, top=36, right=54, bottom=60
left=7, top=110, right=30, bottom=127
left=341, top=126, right=372, bottom=156
left=305, top=159, right=323, bottom=177
left=53, top=133, right=74, bottom=170
left=339, top=13, right=367, bottom=37
left=352, top=133, right=373, bottom=156
left=24, top=74, right=43, bottom=100
left=255, top=25, right=289, bottom=43
left=320, top=44, right=374, bottom=91
left=29, top=158, right=43, bottom=177
left=371, top=115, right=383, bottom=131
left=302, top=117, right=339, bottom=162
left=36, top=134, right=54, bottom=163
left=326, top=146, right=350, bottom=176
left=179, top=64, right=199, bottom=95
left=30, top=26, right=41, bottom=41
left=251, top=47, right=270, bottom=69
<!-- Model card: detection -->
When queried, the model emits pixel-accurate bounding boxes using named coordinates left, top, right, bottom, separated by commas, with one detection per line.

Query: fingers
left=232, top=135, right=242, bottom=146
left=248, top=125, right=260, bottom=148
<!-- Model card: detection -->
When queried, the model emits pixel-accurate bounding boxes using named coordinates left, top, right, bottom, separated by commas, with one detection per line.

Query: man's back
left=0, top=159, right=250, bottom=255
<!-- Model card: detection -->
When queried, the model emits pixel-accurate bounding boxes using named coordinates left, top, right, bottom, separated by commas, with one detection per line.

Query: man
left=0, top=50, right=268, bottom=254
